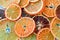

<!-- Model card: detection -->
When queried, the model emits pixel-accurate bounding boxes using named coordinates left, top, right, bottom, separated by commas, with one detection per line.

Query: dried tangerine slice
left=14, top=17, right=35, bottom=37
left=29, top=0, right=39, bottom=2
left=5, top=3, right=21, bottom=21
left=0, top=0, right=20, bottom=8
left=20, top=33, right=36, bottom=40
left=50, top=17, right=60, bottom=40
left=37, top=28, right=55, bottom=40
left=0, top=19, right=19, bottom=40
left=55, top=5, right=60, bottom=20
left=33, top=15, right=50, bottom=33
left=43, top=0, right=60, bottom=17
left=24, top=0, right=44, bottom=15
left=19, top=0, right=29, bottom=8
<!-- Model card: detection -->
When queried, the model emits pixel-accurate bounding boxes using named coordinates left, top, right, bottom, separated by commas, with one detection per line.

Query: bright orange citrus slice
left=0, top=19, right=19, bottom=40
left=24, top=0, right=44, bottom=15
left=19, top=0, right=29, bottom=8
left=37, top=28, right=55, bottom=40
left=50, top=17, right=60, bottom=40
left=29, top=0, right=39, bottom=2
left=14, top=17, right=35, bottom=37
left=0, top=0, right=20, bottom=8
left=5, top=3, right=21, bottom=21
left=43, top=0, right=60, bottom=17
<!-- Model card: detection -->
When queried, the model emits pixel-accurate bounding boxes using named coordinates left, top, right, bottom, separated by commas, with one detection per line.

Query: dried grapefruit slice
left=50, top=17, right=60, bottom=40
left=14, top=17, right=35, bottom=37
left=43, top=0, right=60, bottom=17
left=0, top=0, right=20, bottom=8
left=5, top=3, right=21, bottom=21
left=0, top=19, right=19, bottom=40
left=37, top=28, right=55, bottom=40
left=33, top=15, right=50, bottom=33
left=19, top=0, right=29, bottom=8
left=24, top=0, right=44, bottom=15
left=29, top=0, right=39, bottom=2
left=55, top=5, right=60, bottom=20
left=20, top=33, right=36, bottom=40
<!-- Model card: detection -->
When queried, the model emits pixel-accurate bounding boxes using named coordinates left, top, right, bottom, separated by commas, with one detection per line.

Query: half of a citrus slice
left=5, top=3, right=21, bottom=21
left=14, top=17, right=35, bottom=37
left=29, top=0, right=39, bottom=2
left=55, top=5, right=60, bottom=20
left=24, top=0, right=44, bottom=15
left=0, top=19, right=19, bottom=40
left=43, top=0, right=60, bottom=17
left=0, top=0, right=20, bottom=8
left=20, top=33, right=36, bottom=40
left=50, top=17, right=60, bottom=40
left=33, top=15, right=50, bottom=33
left=37, top=28, right=55, bottom=40
left=19, top=0, right=29, bottom=8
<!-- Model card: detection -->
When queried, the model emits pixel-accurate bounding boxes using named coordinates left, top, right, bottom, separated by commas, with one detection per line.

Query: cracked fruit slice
left=14, top=17, right=35, bottom=37
left=5, top=3, right=21, bottom=21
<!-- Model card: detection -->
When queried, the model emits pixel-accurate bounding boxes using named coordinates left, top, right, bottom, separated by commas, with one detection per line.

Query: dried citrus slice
left=20, top=33, right=36, bottom=40
left=24, top=0, right=44, bottom=15
left=29, top=0, right=39, bottom=2
left=43, top=0, right=60, bottom=17
left=0, top=19, right=19, bottom=40
left=55, top=5, right=60, bottom=20
left=19, top=0, right=29, bottom=8
left=33, top=15, right=50, bottom=33
left=50, top=17, right=60, bottom=40
left=0, top=0, right=20, bottom=8
left=5, top=3, right=21, bottom=21
left=14, top=17, right=35, bottom=37
left=37, top=28, right=55, bottom=40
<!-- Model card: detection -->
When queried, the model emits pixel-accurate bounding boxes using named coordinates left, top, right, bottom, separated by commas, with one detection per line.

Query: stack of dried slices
left=0, top=0, right=60, bottom=40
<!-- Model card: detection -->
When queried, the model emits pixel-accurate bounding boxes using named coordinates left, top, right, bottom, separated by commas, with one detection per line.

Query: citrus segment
left=19, top=0, right=29, bottom=8
left=29, top=0, right=39, bottom=2
left=43, top=0, right=60, bottom=17
left=0, top=19, right=19, bottom=40
left=24, top=0, right=43, bottom=15
left=20, top=34, right=36, bottom=40
left=5, top=3, right=21, bottom=21
left=50, top=17, right=60, bottom=40
left=0, top=0, right=20, bottom=8
left=37, top=28, right=55, bottom=40
left=14, top=17, right=35, bottom=37
left=33, top=15, right=50, bottom=33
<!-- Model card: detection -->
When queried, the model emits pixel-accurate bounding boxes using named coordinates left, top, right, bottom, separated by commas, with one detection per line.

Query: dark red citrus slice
left=14, top=17, right=35, bottom=37
left=5, top=3, right=21, bottom=21
left=19, top=0, right=29, bottom=8
left=50, top=17, right=60, bottom=40
left=0, top=0, right=20, bottom=8
left=24, top=0, right=44, bottom=15
left=0, top=19, right=19, bottom=40
left=37, top=28, right=55, bottom=40
left=43, top=0, right=60, bottom=17
left=33, top=15, right=50, bottom=33
left=20, top=33, right=36, bottom=40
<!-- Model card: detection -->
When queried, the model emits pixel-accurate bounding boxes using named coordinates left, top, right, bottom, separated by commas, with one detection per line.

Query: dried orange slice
left=55, top=5, right=60, bottom=20
left=14, top=17, right=35, bottom=37
left=43, top=0, right=60, bottom=17
left=0, top=0, right=20, bottom=8
left=50, top=17, right=60, bottom=40
left=24, top=0, right=44, bottom=15
left=5, top=3, right=21, bottom=21
left=20, top=33, right=36, bottom=40
left=29, top=0, right=39, bottom=2
left=19, top=0, right=29, bottom=8
left=33, top=15, right=50, bottom=33
left=0, top=19, right=19, bottom=40
left=37, top=28, right=55, bottom=40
